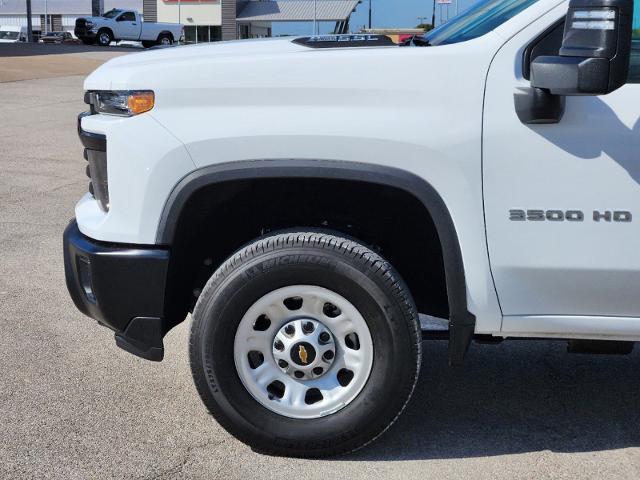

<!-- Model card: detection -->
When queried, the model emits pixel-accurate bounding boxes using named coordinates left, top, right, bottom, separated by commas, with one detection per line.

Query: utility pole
left=431, top=0, right=436, bottom=28
left=44, top=0, right=47, bottom=35
left=313, top=0, right=317, bottom=35
left=25, top=0, right=33, bottom=42
left=91, top=0, right=103, bottom=17
left=178, top=0, right=181, bottom=24
left=368, top=0, right=372, bottom=29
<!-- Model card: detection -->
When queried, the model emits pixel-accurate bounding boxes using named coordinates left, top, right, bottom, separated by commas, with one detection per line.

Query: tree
left=416, top=23, right=435, bottom=32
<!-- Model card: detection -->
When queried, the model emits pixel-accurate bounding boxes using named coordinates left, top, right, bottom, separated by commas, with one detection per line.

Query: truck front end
left=66, top=88, right=196, bottom=360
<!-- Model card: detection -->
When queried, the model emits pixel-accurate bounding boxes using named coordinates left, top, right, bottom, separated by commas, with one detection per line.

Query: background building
left=0, top=0, right=361, bottom=42
left=0, top=0, right=142, bottom=35
left=145, top=0, right=361, bottom=43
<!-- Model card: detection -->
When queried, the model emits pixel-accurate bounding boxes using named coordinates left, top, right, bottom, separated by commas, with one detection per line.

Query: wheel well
left=97, top=27, right=113, bottom=37
left=163, top=177, right=450, bottom=330
left=157, top=31, right=173, bottom=41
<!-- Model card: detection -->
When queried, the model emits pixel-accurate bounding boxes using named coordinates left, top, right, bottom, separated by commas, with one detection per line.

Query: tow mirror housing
left=531, top=0, right=634, bottom=95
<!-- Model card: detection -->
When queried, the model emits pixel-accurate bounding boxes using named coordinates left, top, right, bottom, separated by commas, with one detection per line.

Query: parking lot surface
left=1, top=47, right=639, bottom=479
left=0, top=44, right=133, bottom=82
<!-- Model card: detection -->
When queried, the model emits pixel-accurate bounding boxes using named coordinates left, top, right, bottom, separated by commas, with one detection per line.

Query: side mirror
left=531, top=0, right=634, bottom=95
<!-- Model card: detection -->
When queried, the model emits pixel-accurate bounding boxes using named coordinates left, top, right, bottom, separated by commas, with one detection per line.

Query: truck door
left=483, top=2, right=640, bottom=333
left=116, top=11, right=140, bottom=40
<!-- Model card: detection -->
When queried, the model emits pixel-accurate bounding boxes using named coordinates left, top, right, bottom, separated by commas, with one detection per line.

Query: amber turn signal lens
left=127, top=92, right=155, bottom=115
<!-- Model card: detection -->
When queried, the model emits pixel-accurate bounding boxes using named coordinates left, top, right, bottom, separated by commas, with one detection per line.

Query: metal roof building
left=237, top=0, right=360, bottom=22
left=0, top=0, right=361, bottom=40
left=150, top=0, right=362, bottom=43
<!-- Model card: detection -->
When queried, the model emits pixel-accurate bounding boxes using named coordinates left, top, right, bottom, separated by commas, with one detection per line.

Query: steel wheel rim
left=234, top=285, right=374, bottom=419
left=160, top=37, right=171, bottom=45
left=99, top=33, right=110, bottom=44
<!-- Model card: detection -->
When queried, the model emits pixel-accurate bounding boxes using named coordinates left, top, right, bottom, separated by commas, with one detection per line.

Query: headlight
left=91, top=91, right=155, bottom=116
left=85, top=21, right=94, bottom=28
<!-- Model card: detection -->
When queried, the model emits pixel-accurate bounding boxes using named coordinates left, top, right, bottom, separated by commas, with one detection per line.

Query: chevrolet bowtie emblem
left=298, top=345, right=308, bottom=364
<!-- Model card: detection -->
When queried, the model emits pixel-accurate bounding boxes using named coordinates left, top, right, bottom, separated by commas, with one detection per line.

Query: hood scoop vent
left=293, top=34, right=396, bottom=49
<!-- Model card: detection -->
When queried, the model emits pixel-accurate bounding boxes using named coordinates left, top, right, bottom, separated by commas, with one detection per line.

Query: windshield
left=426, top=0, right=540, bottom=45
left=102, top=9, right=122, bottom=19
left=0, top=31, right=19, bottom=40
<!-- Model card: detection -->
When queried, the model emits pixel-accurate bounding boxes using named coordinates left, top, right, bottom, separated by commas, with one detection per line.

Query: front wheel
left=96, top=29, right=112, bottom=46
left=189, top=231, right=421, bottom=457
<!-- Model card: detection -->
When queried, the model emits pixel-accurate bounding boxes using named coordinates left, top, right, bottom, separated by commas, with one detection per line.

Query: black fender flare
left=156, top=159, right=476, bottom=364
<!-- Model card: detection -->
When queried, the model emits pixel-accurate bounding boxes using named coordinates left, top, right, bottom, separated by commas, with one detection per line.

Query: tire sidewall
left=191, top=243, right=419, bottom=454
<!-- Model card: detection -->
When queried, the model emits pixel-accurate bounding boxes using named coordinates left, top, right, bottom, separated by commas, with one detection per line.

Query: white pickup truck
left=0, top=25, right=27, bottom=43
left=65, top=0, right=639, bottom=459
left=74, top=9, right=183, bottom=47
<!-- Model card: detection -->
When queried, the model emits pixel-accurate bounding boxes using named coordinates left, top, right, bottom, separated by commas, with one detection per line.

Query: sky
left=272, top=0, right=478, bottom=36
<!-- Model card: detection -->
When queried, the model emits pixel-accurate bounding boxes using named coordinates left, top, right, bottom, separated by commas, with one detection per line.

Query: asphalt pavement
left=0, top=49, right=639, bottom=480
left=0, top=43, right=135, bottom=82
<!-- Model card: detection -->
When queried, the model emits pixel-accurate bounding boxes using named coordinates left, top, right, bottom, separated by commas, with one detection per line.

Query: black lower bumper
left=74, top=28, right=96, bottom=39
left=63, top=220, right=170, bottom=361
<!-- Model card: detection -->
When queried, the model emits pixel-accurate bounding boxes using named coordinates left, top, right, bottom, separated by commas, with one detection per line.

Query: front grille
left=85, top=148, right=109, bottom=212
left=78, top=111, right=109, bottom=212
left=75, top=18, right=88, bottom=36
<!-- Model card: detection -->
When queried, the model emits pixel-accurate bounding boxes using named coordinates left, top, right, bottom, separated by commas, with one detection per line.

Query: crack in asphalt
left=140, top=438, right=229, bottom=480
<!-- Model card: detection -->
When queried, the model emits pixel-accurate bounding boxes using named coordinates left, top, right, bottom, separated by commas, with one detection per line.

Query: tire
left=157, top=34, right=173, bottom=46
left=80, top=37, right=94, bottom=45
left=190, top=230, right=421, bottom=457
left=96, top=29, right=112, bottom=47
left=141, top=40, right=155, bottom=49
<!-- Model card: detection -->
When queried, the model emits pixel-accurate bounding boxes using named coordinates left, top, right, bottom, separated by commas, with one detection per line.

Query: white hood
left=85, top=37, right=311, bottom=90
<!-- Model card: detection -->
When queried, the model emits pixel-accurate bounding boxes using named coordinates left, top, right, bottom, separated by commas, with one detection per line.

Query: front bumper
left=63, top=220, right=170, bottom=361
left=74, top=28, right=96, bottom=39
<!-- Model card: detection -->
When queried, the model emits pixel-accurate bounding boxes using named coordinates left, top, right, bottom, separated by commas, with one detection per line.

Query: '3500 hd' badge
left=509, top=209, right=632, bottom=222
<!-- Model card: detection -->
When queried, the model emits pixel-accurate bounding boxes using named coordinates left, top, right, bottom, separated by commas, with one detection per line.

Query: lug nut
left=278, top=360, right=289, bottom=369
left=274, top=340, right=284, bottom=351
left=302, top=322, right=315, bottom=334
left=323, top=350, right=334, bottom=361
left=294, top=371, right=304, bottom=379
left=319, top=332, right=331, bottom=343
left=284, top=325, right=295, bottom=335
left=313, top=367, right=324, bottom=375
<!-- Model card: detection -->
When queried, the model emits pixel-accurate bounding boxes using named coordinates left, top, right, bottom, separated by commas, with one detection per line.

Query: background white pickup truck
left=74, top=9, right=183, bottom=47
left=0, top=25, right=27, bottom=43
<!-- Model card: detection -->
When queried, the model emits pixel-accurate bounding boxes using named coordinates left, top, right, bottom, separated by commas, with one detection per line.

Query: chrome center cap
left=272, top=319, right=335, bottom=380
